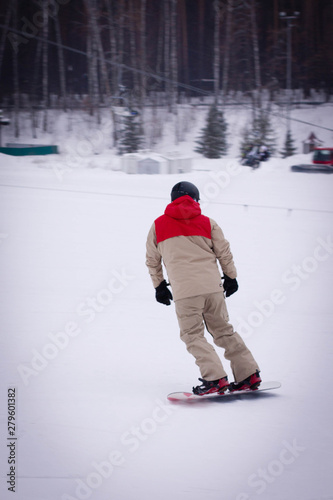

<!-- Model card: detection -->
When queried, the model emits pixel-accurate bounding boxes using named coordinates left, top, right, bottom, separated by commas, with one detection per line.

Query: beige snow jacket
left=145, top=196, right=237, bottom=301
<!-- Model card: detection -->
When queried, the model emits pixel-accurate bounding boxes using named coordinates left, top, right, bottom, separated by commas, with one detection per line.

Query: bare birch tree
left=140, top=0, right=147, bottom=109
left=117, top=0, right=125, bottom=90
left=170, top=0, right=178, bottom=143
left=129, top=0, right=139, bottom=94
left=105, top=0, right=118, bottom=96
left=170, top=0, right=177, bottom=101
left=197, top=0, right=205, bottom=85
left=155, top=6, right=164, bottom=77
left=179, top=0, right=189, bottom=86
left=84, top=0, right=101, bottom=123
left=0, top=3, right=11, bottom=82
left=12, top=0, right=19, bottom=137
left=249, top=0, right=261, bottom=112
left=31, top=40, right=42, bottom=138
left=222, top=0, right=233, bottom=104
left=105, top=0, right=121, bottom=146
left=213, top=0, right=220, bottom=104
left=86, top=0, right=111, bottom=101
left=42, top=0, right=49, bottom=132
left=91, top=32, right=101, bottom=124
left=164, top=0, right=171, bottom=110
left=53, top=10, right=67, bottom=111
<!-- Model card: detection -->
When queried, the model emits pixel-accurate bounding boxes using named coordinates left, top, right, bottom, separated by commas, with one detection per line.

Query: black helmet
left=171, top=181, right=200, bottom=202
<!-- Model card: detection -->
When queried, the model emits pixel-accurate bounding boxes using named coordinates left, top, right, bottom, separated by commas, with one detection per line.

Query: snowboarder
left=145, top=181, right=261, bottom=396
left=242, top=145, right=261, bottom=168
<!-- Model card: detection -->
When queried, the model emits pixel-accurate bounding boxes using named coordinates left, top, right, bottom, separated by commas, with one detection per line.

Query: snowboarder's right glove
left=155, top=280, right=173, bottom=306
left=223, top=275, right=238, bottom=297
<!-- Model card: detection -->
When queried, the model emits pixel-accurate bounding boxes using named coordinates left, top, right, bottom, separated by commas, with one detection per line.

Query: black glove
left=223, top=275, right=238, bottom=297
left=155, top=280, right=173, bottom=306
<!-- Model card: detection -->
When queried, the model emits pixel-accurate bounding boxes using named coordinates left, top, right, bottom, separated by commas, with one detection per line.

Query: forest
left=0, top=0, right=332, bottom=112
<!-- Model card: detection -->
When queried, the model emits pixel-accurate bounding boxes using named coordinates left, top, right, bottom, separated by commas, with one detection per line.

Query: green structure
left=0, top=144, right=58, bottom=156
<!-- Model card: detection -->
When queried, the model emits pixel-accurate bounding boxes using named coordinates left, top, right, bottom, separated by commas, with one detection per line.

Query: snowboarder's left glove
left=155, top=280, right=173, bottom=306
left=223, top=275, right=238, bottom=297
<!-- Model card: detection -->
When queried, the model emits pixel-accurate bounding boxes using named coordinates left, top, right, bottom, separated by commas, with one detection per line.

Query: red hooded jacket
left=146, top=196, right=237, bottom=301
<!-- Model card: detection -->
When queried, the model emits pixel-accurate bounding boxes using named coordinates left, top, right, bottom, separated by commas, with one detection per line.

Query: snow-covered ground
left=0, top=104, right=333, bottom=500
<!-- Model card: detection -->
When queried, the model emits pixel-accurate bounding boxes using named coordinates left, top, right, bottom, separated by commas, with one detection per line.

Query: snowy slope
left=0, top=105, right=333, bottom=500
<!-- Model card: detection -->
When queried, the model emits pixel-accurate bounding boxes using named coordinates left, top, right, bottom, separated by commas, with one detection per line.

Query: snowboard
left=167, top=381, right=281, bottom=402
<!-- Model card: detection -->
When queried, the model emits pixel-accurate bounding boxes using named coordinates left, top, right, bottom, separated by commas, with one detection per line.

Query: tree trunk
left=179, top=0, right=189, bottom=86
left=0, top=3, right=11, bottom=81
left=272, top=0, right=279, bottom=78
left=86, top=31, right=94, bottom=116
left=213, top=0, right=220, bottom=104
left=140, top=0, right=147, bottom=109
left=164, top=0, right=171, bottom=110
left=129, top=0, right=139, bottom=95
left=42, top=0, right=49, bottom=132
left=31, top=40, right=42, bottom=139
left=117, top=0, right=125, bottom=89
left=12, top=0, right=19, bottom=138
left=222, top=0, right=233, bottom=104
left=170, top=0, right=178, bottom=143
left=105, top=0, right=119, bottom=146
left=85, top=0, right=110, bottom=101
left=155, top=6, right=164, bottom=76
left=105, top=0, right=118, bottom=96
left=53, top=9, right=67, bottom=111
left=105, top=0, right=124, bottom=96
left=91, top=33, right=100, bottom=124
left=85, top=0, right=100, bottom=123
left=170, top=0, right=177, bottom=106
left=250, top=0, right=261, bottom=112
left=198, top=0, right=205, bottom=85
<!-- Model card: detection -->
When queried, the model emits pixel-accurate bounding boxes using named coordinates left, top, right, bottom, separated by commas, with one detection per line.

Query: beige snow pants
left=175, top=291, right=259, bottom=382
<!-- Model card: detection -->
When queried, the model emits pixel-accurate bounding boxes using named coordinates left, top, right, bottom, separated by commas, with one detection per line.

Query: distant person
left=259, top=145, right=269, bottom=161
left=242, top=145, right=260, bottom=168
left=145, top=181, right=261, bottom=395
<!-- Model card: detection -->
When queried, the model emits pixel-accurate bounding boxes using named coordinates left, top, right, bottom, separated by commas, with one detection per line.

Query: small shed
left=164, top=152, right=192, bottom=174
left=121, top=152, right=168, bottom=174
left=121, top=151, right=192, bottom=175
left=121, top=153, right=143, bottom=174
left=138, top=157, right=163, bottom=174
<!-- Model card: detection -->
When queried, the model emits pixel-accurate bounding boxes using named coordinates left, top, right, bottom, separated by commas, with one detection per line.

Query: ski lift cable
left=268, top=113, right=333, bottom=133
left=223, top=98, right=333, bottom=133
left=0, top=24, right=212, bottom=97
left=1, top=25, right=333, bottom=133
left=0, top=183, right=332, bottom=215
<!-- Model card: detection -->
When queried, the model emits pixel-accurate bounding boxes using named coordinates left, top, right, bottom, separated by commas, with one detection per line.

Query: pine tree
left=240, top=110, right=276, bottom=157
left=280, top=130, right=297, bottom=158
left=195, top=105, right=228, bottom=158
left=118, top=112, right=143, bottom=154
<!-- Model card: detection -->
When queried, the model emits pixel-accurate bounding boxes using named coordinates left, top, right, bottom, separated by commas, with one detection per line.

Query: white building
left=121, top=151, right=192, bottom=175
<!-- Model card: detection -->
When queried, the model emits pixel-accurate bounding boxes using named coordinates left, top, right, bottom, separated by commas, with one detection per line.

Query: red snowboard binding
left=229, top=371, right=262, bottom=392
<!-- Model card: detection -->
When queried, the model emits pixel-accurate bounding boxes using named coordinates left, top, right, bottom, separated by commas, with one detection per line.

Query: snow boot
left=229, top=371, right=262, bottom=392
left=192, top=376, right=229, bottom=396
